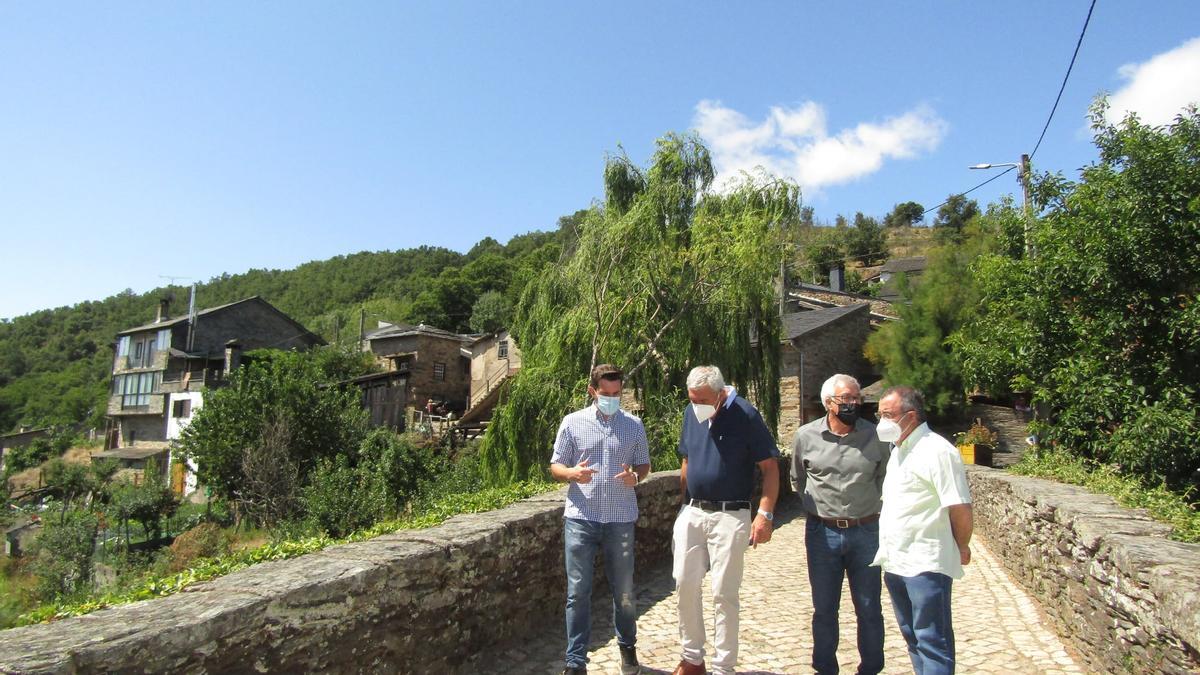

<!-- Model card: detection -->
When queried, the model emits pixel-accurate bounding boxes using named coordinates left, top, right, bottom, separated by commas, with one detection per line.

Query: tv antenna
left=158, top=276, right=198, bottom=351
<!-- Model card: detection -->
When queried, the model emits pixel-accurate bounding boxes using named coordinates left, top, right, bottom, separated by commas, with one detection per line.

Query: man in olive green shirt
left=791, top=374, right=890, bottom=675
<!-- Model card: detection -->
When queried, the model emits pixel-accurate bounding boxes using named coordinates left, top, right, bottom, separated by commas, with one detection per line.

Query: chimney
left=156, top=298, right=170, bottom=323
left=224, top=340, right=242, bottom=374
left=829, top=264, right=845, bottom=292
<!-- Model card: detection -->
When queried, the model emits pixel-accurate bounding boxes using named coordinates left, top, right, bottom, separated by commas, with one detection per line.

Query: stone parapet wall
left=967, top=466, right=1200, bottom=674
left=0, top=473, right=682, bottom=674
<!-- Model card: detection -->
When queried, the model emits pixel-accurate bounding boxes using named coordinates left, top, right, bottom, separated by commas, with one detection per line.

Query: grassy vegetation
left=1010, top=448, right=1200, bottom=543
left=8, top=479, right=555, bottom=628
left=883, top=225, right=935, bottom=259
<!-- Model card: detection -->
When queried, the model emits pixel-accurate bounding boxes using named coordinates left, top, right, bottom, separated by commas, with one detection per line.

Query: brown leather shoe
left=671, top=659, right=705, bottom=675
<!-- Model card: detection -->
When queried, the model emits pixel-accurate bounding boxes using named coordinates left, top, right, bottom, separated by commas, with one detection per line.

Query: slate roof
left=117, top=296, right=324, bottom=346
left=782, top=303, right=869, bottom=341
left=880, top=257, right=927, bottom=274
left=363, top=323, right=467, bottom=342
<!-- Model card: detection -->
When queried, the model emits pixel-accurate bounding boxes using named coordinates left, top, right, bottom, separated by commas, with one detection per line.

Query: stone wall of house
left=409, top=335, right=470, bottom=410
left=0, top=473, right=683, bottom=674
left=777, top=312, right=874, bottom=442
left=967, top=466, right=1200, bottom=674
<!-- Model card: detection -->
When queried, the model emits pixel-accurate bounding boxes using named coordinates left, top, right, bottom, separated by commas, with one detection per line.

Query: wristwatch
left=757, top=508, right=774, bottom=522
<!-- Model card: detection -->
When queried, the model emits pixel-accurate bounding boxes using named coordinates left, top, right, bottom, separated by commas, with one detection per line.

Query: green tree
left=844, top=268, right=874, bottom=296
left=932, top=194, right=980, bottom=244
left=178, top=348, right=371, bottom=502
left=883, top=201, right=925, bottom=228
left=482, top=133, right=797, bottom=482
left=28, top=509, right=98, bottom=600
left=799, top=228, right=844, bottom=285
left=847, top=212, right=888, bottom=264
left=43, top=459, right=95, bottom=523
left=108, top=458, right=177, bottom=542
left=953, top=103, right=1200, bottom=490
left=468, top=291, right=514, bottom=334
left=866, top=236, right=985, bottom=418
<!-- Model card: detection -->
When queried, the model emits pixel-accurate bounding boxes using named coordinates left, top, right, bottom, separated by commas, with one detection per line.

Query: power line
left=920, top=0, right=1095, bottom=217
left=922, top=167, right=1016, bottom=217
left=1030, top=0, right=1097, bottom=159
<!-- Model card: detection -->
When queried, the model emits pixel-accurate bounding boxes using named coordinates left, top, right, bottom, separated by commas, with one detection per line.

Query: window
left=157, top=329, right=172, bottom=352
left=117, top=336, right=130, bottom=358
left=120, top=371, right=160, bottom=408
left=498, top=340, right=509, bottom=359
left=433, top=362, right=446, bottom=382
left=128, top=334, right=158, bottom=368
left=172, top=399, right=192, bottom=418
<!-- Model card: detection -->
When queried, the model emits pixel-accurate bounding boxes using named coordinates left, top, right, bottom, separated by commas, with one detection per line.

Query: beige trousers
left=672, top=504, right=752, bottom=675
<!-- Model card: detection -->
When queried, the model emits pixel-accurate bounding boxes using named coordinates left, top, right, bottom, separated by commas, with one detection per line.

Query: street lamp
left=970, top=153, right=1033, bottom=255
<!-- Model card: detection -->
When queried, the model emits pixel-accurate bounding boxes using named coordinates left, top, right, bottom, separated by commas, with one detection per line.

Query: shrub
left=302, top=455, right=390, bottom=538
left=357, top=428, right=445, bottom=510
left=27, top=509, right=98, bottom=601
left=1012, top=448, right=1200, bottom=543
left=166, top=523, right=232, bottom=573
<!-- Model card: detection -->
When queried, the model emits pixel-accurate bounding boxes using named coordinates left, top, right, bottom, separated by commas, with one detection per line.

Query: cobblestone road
left=476, top=499, right=1086, bottom=674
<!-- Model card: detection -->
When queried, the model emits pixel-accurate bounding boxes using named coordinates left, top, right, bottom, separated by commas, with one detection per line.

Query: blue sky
left=2, top=2, right=1199, bottom=320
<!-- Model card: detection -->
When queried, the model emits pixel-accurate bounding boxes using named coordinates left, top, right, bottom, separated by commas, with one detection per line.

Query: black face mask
left=835, top=403, right=860, bottom=425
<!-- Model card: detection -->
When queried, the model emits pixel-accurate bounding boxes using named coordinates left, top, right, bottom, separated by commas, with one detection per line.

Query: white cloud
left=692, top=100, right=947, bottom=195
left=1106, top=37, right=1200, bottom=127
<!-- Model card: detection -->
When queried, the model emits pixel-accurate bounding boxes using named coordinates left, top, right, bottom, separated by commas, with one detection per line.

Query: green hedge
left=13, top=480, right=554, bottom=627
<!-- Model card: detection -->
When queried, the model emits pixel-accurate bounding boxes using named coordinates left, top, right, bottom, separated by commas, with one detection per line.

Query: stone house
left=777, top=303, right=876, bottom=442
left=0, top=426, right=52, bottom=475
left=361, top=323, right=471, bottom=415
left=4, top=517, right=40, bottom=558
left=873, top=256, right=927, bottom=302
left=97, top=296, right=324, bottom=495
left=459, top=330, right=522, bottom=424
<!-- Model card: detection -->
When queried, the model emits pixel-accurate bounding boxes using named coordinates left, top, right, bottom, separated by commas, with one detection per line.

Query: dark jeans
left=884, top=571, right=955, bottom=675
left=805, top=517, right=885, bottom=675
left=564, top=518, right=637, bottom=669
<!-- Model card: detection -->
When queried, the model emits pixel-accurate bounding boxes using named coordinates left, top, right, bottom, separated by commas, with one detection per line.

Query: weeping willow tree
left=480, top=133, right=801, bottom=483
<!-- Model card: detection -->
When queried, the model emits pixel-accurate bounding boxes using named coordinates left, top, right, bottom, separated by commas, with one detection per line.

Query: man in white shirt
left=871, top=386, right=973, bottom=675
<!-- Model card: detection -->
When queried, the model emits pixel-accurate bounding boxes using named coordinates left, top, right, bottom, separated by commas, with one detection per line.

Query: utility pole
left=158, top=275, right=197, bottom=350
left=1020, top=153, right=1034, bottom=256
left=358, top=307, right=366, bottom=352
left=970, top=156, right=1035, bottom=256
left=186, top=284, right=197, bottom=352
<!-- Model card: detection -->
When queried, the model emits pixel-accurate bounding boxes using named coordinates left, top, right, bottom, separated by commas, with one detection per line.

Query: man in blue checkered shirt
left=550, top=363, right=651, bottom=675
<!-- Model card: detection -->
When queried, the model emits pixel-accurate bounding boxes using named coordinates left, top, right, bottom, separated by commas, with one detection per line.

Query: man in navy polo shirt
left=671, top=365, right=779, bottom=675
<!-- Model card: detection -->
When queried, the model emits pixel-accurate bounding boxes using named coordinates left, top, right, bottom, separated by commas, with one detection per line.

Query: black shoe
left=562, top=667, right=586, bottom=675
left=619, top=645, right=641, bottom=675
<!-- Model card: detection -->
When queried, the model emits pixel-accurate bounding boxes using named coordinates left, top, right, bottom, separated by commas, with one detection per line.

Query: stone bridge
left=1, top=467, right=1197, bottom=674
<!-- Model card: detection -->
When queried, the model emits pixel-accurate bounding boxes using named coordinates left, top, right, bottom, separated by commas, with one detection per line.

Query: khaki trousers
left=672, top=504, right=751, bottom=675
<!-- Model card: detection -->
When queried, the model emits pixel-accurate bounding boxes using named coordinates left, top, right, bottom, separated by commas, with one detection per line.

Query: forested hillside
left=0, top=226, right=570, bottom=433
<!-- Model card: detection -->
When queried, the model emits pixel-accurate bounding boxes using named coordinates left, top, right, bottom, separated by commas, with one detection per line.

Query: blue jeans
left=564, top=518, right=637, bottom=668
left=884, top=571, right=955, bottom=675
left=805, top=517, right=885, bottom=675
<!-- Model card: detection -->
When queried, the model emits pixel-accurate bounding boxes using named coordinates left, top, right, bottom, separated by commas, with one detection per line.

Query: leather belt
left=809, top=513, right=880, bottom=528
left=688, top=499, right=751, bottom=512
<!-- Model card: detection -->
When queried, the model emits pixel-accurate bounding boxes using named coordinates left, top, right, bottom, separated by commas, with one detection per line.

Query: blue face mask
left=597, top=395, right=621, bottom=416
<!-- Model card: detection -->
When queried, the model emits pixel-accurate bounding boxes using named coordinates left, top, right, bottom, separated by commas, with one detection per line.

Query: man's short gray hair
left=882, top=385, right=927, bottom=423
left=686, top=365, right=725, bottom=392
left=820, top=374, right=861, bottom=405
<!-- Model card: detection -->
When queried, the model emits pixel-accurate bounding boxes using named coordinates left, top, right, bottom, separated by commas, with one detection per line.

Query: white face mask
left=692, top=403, right=717, bottom=423
left=876, top=417, right=902, bottom=443
left=597, top=395, right=621, bottom=416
